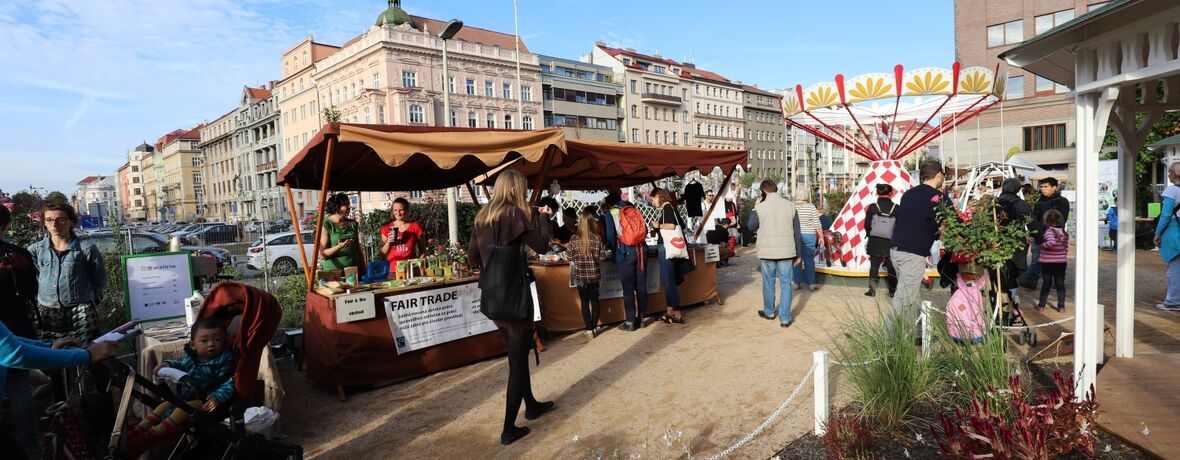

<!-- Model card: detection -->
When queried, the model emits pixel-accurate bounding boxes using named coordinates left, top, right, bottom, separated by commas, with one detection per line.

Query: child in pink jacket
left=1037, top=209, right=1069, bottom=312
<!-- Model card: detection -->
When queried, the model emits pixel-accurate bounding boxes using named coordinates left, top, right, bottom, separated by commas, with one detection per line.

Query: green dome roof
left=375, top=0, right=413, bottom=27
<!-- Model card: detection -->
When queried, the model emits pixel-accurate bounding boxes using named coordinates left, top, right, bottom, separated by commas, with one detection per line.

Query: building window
left=466, top=79, right=476, bottom=95
left=631, top=105, right=638, bottom=118
left=503, top=83, right=512, bottom=99
left=468, top=111, right=477, bottom=128
left=364, top=107, right=371, bottom=123
left=654, top=65, right=665, bottom=74
left=1035, top=9, right=1075, bottom=35
left=449, top=110, right=456, bottom=127
left=1006, top=75, right=1025, bottom=99
left=409, top=104, right=424, bottom=124
left=504, top=114, right=513, bottom=129
left=522, top=86, right=532, bottom=101
left=486, top=112, right=495, bottom=128
left=378, top=105, right=385, bottom=123
left=402, top=71, right=417, bottom=88
left=987, top=19, right=1024, bottom=47
left=683, top=132, right=689, bottom=145
left=631, top=129, right=639, bottom=142
left=523, top=115, right=534, bottom=130
left=485, top=80, right=494, bottom=97
left=630, top=79, right=637, bottom=93
left=448, top=76, right=455, bottom=94
left=644, top=107, right=650, bottom=119
left=373, top=73, right=381, bottom=89
left=1023, top=123, right=1067, bottom=151
left=645, top=130, right=650, bottom=143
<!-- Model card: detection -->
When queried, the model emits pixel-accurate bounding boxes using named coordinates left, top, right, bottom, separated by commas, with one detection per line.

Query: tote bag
left=659, top=204, right=690, bottom=259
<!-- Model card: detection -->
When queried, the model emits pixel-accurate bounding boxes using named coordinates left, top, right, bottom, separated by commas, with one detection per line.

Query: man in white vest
left=746, top=180, right=805, bottom=328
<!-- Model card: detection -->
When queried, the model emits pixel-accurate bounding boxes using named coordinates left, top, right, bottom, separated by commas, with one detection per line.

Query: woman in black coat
left=863, top=183, right=898, bottom=296
left=996, top=178, right=1032, bottom=312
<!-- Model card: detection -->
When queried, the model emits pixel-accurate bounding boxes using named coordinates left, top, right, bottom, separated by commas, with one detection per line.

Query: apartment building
left=200, top=110, right=237, bottom=222
left=155, top=127, right=203, bottom=222
left=74, top=175, right=117, bottom=218
left=954, top=0, right=1112, bottom=174
left=115, top=163, right=131, bottom=221
left=591, top=43, right=692, bottom=147
left=684, top=64, right=744, bottom=150
left=235, top=85, right=284, bottom=221
left=540, top=54, right=624, bottom=142
left=278, top=37, right=340, bottom=218
left=743, top=85, right=786, bottom=177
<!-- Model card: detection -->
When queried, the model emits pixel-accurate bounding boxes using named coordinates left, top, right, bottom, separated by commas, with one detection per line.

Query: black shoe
left=617, top=322, right=636, bottom=332
left=501, top=426, right=530, bottom=445
left=634, top=319, right=645, bottom=329
left=864, top=289, right=876, bottom=297
left=781, top=320, right=794, bottom=328
left=525, top=401, right=555, bottom=420
left=757, top=311, right=776, bottom=321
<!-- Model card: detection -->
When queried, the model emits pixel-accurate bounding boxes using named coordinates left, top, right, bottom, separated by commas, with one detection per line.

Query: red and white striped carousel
left=781, top=62, right=1004, bottom=276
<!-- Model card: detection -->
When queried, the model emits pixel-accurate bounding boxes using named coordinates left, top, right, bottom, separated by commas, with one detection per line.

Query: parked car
left=247, top=231, right=315, bottom=275
left=191, top=223, right=238, bottom=245
left=77, top=231, right=233, bottom=269
left=170, top=223, right=212, bottom=238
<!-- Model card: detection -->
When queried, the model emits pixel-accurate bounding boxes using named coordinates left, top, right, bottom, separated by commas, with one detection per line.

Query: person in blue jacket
left=1155, top=162, right=1180, bottom=311
left=0, top=320, right=118, bottom=459
left=601, top=189, right=648, bottom=331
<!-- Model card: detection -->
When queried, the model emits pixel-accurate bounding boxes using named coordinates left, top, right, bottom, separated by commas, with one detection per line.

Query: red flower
left=930, top=194, right=943, bottom=204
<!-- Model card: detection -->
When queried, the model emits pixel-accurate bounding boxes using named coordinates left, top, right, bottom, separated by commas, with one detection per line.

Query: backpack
left=477, top=219, right=534, bottom=322
left=616, top=205, right=648, bottom=247
left=0, top=241, right=38, bottom=338
left=868, top=202, right=898, bottom=239
left=946, top=275, right=986, bottom=342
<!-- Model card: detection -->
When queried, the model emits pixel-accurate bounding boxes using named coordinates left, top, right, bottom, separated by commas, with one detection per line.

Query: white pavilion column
left=1115, top=116, right=1140, bottom=358
left=1074, top=88, right=1117, bottom=396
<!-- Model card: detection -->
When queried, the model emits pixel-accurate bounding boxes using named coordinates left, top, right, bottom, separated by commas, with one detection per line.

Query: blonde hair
left=476, top=170, right=531, bottom=228
left=573, top=211, right=600, bottom=259
left=1170, top=161, right=1180, bottom=183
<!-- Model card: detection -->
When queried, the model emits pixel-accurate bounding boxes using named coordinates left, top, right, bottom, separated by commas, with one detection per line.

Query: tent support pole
left=285, top=184, right=313, bottom=286
left=465, top=182, right=482, bottom=209
left=528, top=150, right=552, bottom=206
left=308, top=135, right=337, bottom=291
left=694, top=168, right=736, bottom=240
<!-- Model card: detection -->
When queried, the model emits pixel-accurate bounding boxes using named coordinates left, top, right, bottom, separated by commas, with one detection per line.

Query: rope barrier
left=830, top=356, right=883, bottom=367
left=1001, top=315, right=1075, bottom=330
left=708, top=362, right=817, bottom=460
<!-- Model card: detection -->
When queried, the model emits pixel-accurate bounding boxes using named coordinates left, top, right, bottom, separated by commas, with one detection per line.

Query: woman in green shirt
left=318, top=193, right=364, bottom=273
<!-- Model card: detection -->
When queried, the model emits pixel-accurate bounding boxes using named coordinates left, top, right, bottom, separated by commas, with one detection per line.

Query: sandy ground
left=278, top=246, right=1180, bottom=460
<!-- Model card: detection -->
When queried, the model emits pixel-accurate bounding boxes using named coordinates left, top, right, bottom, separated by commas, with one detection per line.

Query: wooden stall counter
left=303, top=275, right=508, bottom=400
left=531, top=246, right=720, bottom=332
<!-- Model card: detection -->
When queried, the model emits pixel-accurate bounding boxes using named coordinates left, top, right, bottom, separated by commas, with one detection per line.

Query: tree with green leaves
left=1102, top=111, right=1180, bottom=213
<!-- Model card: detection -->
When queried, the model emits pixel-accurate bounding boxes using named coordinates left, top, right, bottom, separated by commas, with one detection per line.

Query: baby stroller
left=101, top=282, right=300, bottom=459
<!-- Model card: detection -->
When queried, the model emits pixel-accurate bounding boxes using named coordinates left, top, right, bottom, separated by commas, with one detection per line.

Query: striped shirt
left=794, top=201, right=823, bottom=232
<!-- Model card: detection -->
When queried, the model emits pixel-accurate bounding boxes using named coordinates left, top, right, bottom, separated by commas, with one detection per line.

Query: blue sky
left=0, top=0, right=952, bottom=196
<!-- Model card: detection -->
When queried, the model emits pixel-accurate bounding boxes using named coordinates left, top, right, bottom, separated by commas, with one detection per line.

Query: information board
left=122, top=252, right=193, bottom=323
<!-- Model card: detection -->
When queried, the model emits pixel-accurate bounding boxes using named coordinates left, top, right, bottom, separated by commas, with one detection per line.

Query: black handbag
left=477, top=221, right=534, bottom=322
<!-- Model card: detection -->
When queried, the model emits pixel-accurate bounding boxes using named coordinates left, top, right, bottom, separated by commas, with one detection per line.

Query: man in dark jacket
left=889, top=160, right=951, bottom=334
left=1018, top=177, right=1071, bottom=289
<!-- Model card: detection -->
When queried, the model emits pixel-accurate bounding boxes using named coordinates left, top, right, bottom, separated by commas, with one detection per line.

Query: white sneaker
left=792, top=283, right=801, bottom=291
left=809, top=285, right=819, bottom=291
left=1158, top=303, right=1180, bottom=311
left=584, top=330, right=595, bottom=341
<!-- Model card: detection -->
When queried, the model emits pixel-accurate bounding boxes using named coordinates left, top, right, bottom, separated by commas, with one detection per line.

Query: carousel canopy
left=478, top=140, right=749, bottom=190
left=276, top=124, right=567, bottom=191
left=782, top=63, right=1004, bottom=161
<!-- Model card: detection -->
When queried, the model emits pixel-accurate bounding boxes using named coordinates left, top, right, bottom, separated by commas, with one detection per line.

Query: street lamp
left=439, top=19, right=463, bottom=246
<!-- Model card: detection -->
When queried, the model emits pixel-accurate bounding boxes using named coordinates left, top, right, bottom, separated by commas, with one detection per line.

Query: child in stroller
left=127, top=317, right=236, bottom=451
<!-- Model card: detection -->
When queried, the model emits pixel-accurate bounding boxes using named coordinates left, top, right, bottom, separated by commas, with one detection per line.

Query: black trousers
left=1039, top=263, right=1067, bottom=307
left=867, top=254, right=897, bottom=294
left=577, top=283, right=601, bottom=332
left=493, top=320, right=539, bottom=432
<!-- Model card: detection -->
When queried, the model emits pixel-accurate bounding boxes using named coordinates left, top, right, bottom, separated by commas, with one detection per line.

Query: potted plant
left=935, top=195, right=1029, bottom=279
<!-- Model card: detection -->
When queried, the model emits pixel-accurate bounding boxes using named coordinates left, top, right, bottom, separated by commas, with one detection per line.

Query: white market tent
left=1000, top=0, right=1179, bottom=408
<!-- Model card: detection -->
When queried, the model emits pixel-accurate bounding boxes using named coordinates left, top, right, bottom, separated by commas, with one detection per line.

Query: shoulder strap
left=886, top=201, right=897, bottom=214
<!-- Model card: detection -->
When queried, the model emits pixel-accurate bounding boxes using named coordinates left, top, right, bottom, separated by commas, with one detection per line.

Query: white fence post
left=921, top=301, right=932, bottom=359
left=813, top=350, right=829, bottom=436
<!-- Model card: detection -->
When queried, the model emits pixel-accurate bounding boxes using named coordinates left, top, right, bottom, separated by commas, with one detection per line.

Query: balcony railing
left=641, top=93, right=682, bottom=105
left=256, top=161, right=278, bottom=172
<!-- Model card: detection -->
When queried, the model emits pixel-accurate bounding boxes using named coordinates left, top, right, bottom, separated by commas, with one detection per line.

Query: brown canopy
left=277, top=123, right=566, bottom=191
left=480, top=139, right=749, bottom=190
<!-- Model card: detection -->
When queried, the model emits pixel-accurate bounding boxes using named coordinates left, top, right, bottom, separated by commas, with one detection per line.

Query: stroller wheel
left=1025, top=331, right=1038, bottom=347
left=1015, top=332, right=1026, bottom=345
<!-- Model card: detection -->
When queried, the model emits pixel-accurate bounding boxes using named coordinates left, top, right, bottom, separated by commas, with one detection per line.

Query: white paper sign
left=704, top=244, right=721, bottom=263
left=335, top=292, right=376, bottom=323
left=124, top=253, right=192, bottom=322
left=384, top=283, right=497, bottom=355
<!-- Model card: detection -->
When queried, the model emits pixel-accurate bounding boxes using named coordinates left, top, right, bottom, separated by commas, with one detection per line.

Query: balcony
left=641, top=93, right=682, bottom=105
left=256, top=161, right=278, bottom=172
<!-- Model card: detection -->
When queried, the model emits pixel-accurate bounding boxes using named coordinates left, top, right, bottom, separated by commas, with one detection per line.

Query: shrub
left=821, top=413, right=874, bottom=460
left=830, top=301, right=936, bottom=432
left=928, top=297, right=1020, bottom=408
left=931, top=372, right=1099, bottom=460
left=271, top=275, right=308, bottom=329
left=97, top=252, right=129, bottom=332
left=823, top=191, right=852, bottom=219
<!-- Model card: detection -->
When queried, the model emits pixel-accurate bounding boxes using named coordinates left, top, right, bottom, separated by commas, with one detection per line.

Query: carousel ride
left=780, top=62, right=1006, bottom=275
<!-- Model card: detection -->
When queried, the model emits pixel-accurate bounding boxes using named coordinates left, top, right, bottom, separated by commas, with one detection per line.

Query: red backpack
left=616, top=205, right=648, bottom=247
